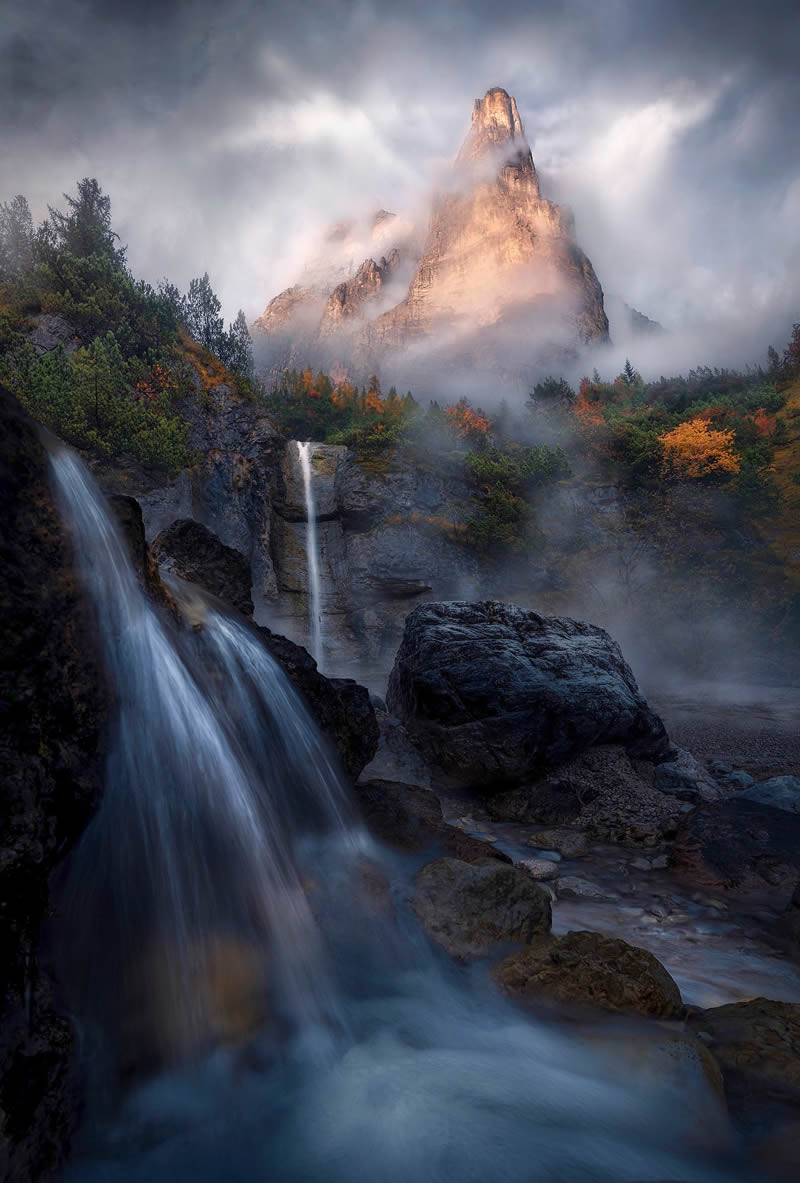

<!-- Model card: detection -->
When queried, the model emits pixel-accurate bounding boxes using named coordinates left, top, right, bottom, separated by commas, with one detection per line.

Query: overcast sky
left=2, top=0, right=799, bottom=370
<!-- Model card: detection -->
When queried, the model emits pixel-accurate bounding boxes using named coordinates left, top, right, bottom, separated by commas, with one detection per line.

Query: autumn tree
left=659, top=417, right=741, bottom=480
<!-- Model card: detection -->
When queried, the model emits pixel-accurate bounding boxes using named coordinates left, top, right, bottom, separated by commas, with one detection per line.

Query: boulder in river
left=672, top=798, right=800, bottom=895
left=386, top=601, right=672, bottom=789
left=353, top=779, right=510, bottom=864
left=493, top=930, right=683, bottom=1019
left=411, top=857, right=551, bottom=959
left=739, top=775, right=800, bottom=813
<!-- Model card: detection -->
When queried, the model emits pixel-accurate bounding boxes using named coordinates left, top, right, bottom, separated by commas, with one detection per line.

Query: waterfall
left=49, top=446, right=742, bottom=1183
left=296, top=441, right=323, bottom=668
left=48, top=448, right=370, bottom=1069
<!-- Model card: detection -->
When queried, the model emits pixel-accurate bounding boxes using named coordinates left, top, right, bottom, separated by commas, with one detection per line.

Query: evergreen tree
left=158, top=280, right=187, bottom=325
left=0, top=195, right=34, bottom=278
left=224, top=309, right=253, bottom=375
left=184, top=273, right=224, bottom=353
left=42, top=178, right=125, bottom=263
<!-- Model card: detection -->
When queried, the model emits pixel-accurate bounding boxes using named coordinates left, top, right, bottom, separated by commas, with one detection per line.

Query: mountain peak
left=456, top=86, right=535, bottom=181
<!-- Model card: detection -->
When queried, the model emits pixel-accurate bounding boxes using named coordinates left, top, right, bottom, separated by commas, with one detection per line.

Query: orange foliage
left=444, top=398, right=491, bottom=439
left=134, top=362, right=179, bottom=403
left=573, top=379, right=606, bottom=430
left=659, top=417, right=741, bottom=479
left=179, top=331, right=234, bottom=392
left=750, top=407, right=777, bottom=437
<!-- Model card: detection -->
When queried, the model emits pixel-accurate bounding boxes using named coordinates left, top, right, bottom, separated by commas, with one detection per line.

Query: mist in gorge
left=2, top=3, right=800, bottom=1183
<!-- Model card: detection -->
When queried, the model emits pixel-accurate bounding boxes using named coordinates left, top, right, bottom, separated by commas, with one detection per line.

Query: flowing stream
left=296, top=441, right=323, bottom=669
left=47, top=446, right=757, bottom=1183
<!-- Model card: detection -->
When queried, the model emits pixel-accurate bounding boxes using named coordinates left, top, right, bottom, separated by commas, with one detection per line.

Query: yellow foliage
left=659, top=417, right=741, bottom=479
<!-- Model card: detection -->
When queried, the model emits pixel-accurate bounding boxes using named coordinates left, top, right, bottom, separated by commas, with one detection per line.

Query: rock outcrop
left=152, top=518, right=255, bottom=617
left=255, top=626, right=378, bottom=781
left=253, top=87, right=608, bottom=385
left=0, top=386, right=108, bottom=1181
left=486, top=744, right=684, bottom=844
left=353, top=779, right=510, bottom=864
left=672, top=798, right=800, bottom=895
left=386, top=601, right=672, bottom=789
left=493, top=931, right=683, bottom=1019
left=411, top=857, right=551, bottom=959
left=123, top=383, right=285, bottom=624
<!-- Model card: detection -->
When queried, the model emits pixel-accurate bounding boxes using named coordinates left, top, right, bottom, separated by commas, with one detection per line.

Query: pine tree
left=0, top=195, right=34, bottom=278
left=184, top=273, right=224, bottom=353
left=224, top=309, right=253, bottom=375
left=43, top=178, right=125, bottom=263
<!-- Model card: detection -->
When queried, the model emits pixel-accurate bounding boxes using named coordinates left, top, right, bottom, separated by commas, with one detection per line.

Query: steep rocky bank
left=0, top=387, right=109, bottom=1182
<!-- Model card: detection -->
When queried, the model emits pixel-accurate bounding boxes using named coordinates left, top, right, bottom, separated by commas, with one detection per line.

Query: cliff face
left=253, top=87, right=609, bottom=383
left=0, top=386, right=108, bottom=1182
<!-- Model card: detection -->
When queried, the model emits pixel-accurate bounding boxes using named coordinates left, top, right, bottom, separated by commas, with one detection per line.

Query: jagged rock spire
left=456, top=87, right=537, bottom=188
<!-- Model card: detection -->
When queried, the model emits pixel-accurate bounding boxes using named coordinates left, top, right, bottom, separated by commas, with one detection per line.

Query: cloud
left=1, top=0, right=798, bottom=367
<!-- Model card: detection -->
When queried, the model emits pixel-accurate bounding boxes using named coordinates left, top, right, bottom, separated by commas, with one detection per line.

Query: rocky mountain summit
left=253, top=87, right=609, bottom=384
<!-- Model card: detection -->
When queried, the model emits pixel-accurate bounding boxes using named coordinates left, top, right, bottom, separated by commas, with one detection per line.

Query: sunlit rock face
left=253, top=87, right=609, bottom=384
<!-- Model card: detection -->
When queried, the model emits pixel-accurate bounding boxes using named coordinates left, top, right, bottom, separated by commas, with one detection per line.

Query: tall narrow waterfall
left=50, top=447, right=738, bottom=1183
left=296, top=441, right=323, bottom=668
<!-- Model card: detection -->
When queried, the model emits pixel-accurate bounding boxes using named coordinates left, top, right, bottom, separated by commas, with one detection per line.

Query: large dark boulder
left=386, top=601, right=671, bottom=788
left=493, top=931, right=683, bottom=1019
left=0, top=387, right=108, bottom=1181
left=672, top=798, right=800, bottom=895
left=152, top=517, right=254, bottom=617
left=257, top=627, right=378, bottom=781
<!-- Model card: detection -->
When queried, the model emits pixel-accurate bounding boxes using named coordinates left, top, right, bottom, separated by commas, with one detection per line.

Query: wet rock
left=256, top=627, right=378, bottom=781
left=779, top=881, right=800, bottom=958
left=555, top=876, right=610, bottom=902
left=411, top=857, right=551, bottom=959
left=108, top=496, right=178, bottom=616
left=353, top=780, right=509, bottom=865
left=359, top=710, right=433, bottom=787
left=493, top=931, right=683, bottom=1018
left=0, top=386, right=109, bottom=1181
left=740, top=775, right=800, bottom=814
left=687, top=999, right=800, bottom=1130
left=386, top=601, right=672, bottom=790
left=727, top=769, right=755, bottom=791
left=526, top=827, right=588, bottom=858
left=518, top=858, right=560, bottom=881
left=490, top=745, right=683, bottom=845
left=655, top=747, right=722, bottom=801
left=672, top=798, right=800, bottom=895
left=152, top=517, right=254, bottom=617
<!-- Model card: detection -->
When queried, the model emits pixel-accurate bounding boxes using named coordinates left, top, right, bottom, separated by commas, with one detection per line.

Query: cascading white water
left=48, top=448, right=371, bottom=1065
left=49, top=446, right=749, bottom=1183
left=296, top=441, right=323, bottom=668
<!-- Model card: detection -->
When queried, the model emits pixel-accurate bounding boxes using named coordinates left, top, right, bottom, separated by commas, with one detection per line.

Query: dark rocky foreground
left=3, top=375, right=800, bottom=1180
left=0, top=387, right=377, bottom=1179
left=0, top=386, right=108, bottom=1182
